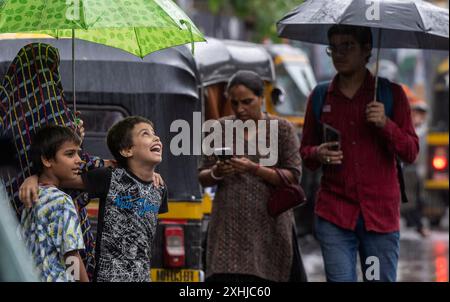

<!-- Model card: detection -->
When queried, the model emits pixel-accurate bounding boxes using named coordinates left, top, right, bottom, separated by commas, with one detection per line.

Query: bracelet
left=210, top=168, right=224, bottom=181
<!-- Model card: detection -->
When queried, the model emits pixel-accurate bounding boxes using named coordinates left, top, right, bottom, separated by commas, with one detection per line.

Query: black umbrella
left=277, top=0, right=449, bottom=99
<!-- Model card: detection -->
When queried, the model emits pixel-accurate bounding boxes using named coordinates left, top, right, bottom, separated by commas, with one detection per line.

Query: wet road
left=299, top=222, right=449, bottom=282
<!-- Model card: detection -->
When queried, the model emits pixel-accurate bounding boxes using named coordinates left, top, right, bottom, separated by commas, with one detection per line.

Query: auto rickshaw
left=265, top=44, right=317, bottom=126
left=0, top=34, right=204, bottom=282
left=265, top=44, right=319, bottom=235
left=425, top=57, right=449, bottom=226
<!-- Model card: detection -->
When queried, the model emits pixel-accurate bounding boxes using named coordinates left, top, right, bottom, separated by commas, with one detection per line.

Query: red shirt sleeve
left=300, top=95, right=322, bottom=171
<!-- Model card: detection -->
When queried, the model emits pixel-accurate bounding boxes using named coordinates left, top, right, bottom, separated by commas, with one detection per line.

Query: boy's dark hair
left=226, top=70, right=265, bottom=97
left=327, top=25, right=373, bottom=62
left=31, top=125, right=81, bottom=175
left=107, top=116, right=154, bottom=168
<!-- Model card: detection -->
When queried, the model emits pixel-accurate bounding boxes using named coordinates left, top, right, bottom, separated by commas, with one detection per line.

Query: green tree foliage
left=207, top=0, right=303, bottom=42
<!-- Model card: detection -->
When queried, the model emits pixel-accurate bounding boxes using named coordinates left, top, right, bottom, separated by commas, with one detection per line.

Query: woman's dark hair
left=107, top=116, right=154, bottom=168
left=327, top=25, right=373, bottom=62
left=226, top=70, right=265, bottom=97
left=31, top=125, right=81, bottom=175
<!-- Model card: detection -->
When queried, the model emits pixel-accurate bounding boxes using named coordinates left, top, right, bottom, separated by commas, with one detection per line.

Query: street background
left=176, top=0, right=449, bottom=282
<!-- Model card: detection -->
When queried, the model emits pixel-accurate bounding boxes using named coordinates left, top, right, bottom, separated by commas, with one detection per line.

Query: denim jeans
left=314, top=215, right=400, bottom=282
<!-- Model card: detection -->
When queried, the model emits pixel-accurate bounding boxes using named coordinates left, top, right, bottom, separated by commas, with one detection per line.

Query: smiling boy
left=21, top=116, right=168, bottom=282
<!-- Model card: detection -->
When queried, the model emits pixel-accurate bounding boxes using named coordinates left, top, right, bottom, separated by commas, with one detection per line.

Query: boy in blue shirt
left=21, top=125, right=89, bottom=282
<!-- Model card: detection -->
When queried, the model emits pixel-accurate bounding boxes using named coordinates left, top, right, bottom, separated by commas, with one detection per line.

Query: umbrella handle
left=373, top=28, right=382, bottom=102
left=72, top=29, right=77, bottom=115
left=72, top=28, right=81, bottom=126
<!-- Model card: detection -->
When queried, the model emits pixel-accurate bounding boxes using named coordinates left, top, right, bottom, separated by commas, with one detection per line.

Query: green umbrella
left=0, top=0, right=205, bottom=111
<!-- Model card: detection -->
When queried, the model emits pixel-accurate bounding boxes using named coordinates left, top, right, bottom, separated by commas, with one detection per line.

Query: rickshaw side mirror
left=271, top=87, right=285, bottom=106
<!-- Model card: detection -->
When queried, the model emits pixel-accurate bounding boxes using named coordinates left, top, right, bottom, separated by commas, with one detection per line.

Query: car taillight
left=432, top=147, right=448, bottom=171
left=163, top=226, right=185, bottom=268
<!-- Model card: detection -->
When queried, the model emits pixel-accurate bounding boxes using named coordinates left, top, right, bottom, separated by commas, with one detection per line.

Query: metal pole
left=373, top=28, right=382, bottom=102
left=72, top=28, right=76, bottom=114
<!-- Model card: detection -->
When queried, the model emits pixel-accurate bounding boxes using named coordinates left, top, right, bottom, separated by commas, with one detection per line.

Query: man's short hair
left=107, top=116, right=154, bottom=168
left=328, top=25, right=373, bottom=62
left=31, top=125, right=81, bottom=175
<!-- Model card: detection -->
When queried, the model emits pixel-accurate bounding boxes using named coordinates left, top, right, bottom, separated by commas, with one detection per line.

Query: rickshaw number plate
left=151, top=269, right=203, bottom=282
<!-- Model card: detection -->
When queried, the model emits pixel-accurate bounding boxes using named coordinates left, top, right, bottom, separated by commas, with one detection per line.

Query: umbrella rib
left=337, top=0, right=356, bottom=24
left=154, top=0, right=185, bottom=29
left=413, top=1, right=431, bottom=49
left=413, top=1, right=429, bottom=32
left=133, top=27, right=144, bottom=59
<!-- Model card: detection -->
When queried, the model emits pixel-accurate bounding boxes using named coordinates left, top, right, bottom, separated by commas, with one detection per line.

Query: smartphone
left=213, top=147, right=233, bottom=161
left=323, top=123, right=341, bottom=151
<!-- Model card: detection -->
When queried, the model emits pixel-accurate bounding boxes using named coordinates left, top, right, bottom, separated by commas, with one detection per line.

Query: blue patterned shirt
left=21, top=185, right=85, bottom=282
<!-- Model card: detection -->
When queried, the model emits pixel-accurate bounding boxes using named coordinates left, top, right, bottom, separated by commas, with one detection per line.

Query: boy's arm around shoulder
left=80, top=167, right=113, bottom=198
left=19, top=174, right=86, bottom=206
left=158, top=185, right=169, bottom=215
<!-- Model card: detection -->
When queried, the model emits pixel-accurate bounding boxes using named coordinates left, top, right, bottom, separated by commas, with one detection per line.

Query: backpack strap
left=376, top=77, right=393, bottom=119
left=311, top=81, right=331, bottom=122
left=311, top=77, right=394, bottom=120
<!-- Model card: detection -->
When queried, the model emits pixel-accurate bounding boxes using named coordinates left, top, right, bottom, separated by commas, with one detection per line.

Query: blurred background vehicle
left=424, top=57, right=449, bottom=226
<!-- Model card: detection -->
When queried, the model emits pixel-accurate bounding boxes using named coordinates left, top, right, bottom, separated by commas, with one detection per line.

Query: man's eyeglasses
left=326, top=42, right=357, bottom=56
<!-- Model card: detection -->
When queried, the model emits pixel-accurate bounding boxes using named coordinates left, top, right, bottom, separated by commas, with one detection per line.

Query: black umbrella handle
left=373, top=28, right=383, bottom=102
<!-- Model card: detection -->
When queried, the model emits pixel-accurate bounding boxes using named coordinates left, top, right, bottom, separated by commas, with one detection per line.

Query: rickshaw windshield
left=274, top=62, right=316, bottom=116
left=431, top=71, right=449, bottom=132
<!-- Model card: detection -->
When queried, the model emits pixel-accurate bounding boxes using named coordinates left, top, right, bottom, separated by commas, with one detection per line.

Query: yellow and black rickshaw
left=425, top=57, right=449, bottom=225
left=265, top=43, right=317, bottom=127
left=265, top=44, right=319, bottom=235
left=0, top=34, right=205, bottom=282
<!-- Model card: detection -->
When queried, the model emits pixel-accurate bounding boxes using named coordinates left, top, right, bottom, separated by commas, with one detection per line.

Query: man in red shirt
left=300, top=25, right=419, bottom=282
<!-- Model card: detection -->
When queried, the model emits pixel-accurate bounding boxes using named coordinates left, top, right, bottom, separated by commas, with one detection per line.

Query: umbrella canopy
left=277, top=0, right=449, bottom=50
left=0, top=0, right=205, bottom=58
left=0, top=37, right=199, bottom=97
left=0, top=0, right=205, bottom=112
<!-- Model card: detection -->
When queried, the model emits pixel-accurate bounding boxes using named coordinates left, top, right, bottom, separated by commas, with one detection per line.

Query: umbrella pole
left=373, top=28, right=382, bottom=102
left=72, top=29, right=77, bottom=116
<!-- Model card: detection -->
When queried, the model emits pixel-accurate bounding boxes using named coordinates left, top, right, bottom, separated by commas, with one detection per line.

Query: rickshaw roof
left=193, top=37, right=275, bottom=86
left=266, top=44, right=311, bottom=66
left=0, top=35, right=199, bottom=98
left=266, top=44, right=308, bottom=57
